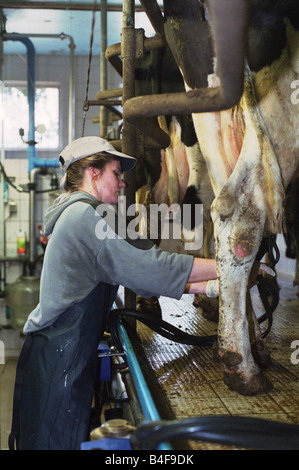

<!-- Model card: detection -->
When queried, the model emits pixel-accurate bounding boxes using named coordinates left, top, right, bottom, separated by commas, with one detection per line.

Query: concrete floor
left=133, top=280, right=299, bottom=449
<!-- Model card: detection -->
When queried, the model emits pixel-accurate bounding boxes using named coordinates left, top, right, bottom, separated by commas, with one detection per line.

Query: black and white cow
left=124, top=0, right=299, bottom=395
left=161, top=0, right=299, bottom=395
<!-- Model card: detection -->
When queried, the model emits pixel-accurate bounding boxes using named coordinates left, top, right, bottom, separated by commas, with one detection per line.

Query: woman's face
left=92, top=159, right=125, bottom=205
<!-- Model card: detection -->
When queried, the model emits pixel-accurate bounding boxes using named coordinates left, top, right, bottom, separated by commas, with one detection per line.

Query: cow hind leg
left=217, top=257, right=273, bottom=396
left=212, top=184, right=273, bottom=395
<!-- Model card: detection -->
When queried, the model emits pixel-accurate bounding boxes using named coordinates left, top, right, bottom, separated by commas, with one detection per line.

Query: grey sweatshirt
left=24, top=191, right=194, bottom=334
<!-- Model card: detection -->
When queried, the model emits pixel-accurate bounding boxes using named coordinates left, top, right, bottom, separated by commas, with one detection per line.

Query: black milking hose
left=108, top=308, right=217, bottom=353
left=257, top=274, right=279, bottom=338
left=131, top=415, right=299, bottom=450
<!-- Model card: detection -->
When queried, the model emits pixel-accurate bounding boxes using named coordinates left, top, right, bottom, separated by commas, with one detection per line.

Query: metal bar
left=117, top=320, right=173, bottom=451
left=95, top=87, right=123, bottom=99
left=100, top=0, right=108, bottom=138
left=86, top=99, right=122, bottom=106
left=139, top=0, right=165, bottom=39
left=0, top=2, right=146, bottom=12
left=121, top=0, right=137, bottom=311
left=68, top=39, right=75, bottom=143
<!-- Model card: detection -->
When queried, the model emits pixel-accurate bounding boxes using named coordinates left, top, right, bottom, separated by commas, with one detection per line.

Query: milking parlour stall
left=78, top=0, right=299, bottom=453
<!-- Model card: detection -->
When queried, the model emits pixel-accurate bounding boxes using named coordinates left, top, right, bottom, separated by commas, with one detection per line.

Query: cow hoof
left=193, top=295, right=219, bottom=322
left=251, top=339, right=272, bottom=369
left=223, top=368, right=273, bottom=396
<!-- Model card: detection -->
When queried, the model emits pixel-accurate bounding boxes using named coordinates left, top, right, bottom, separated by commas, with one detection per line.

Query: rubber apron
left=9, top=282, right=118, bottom=450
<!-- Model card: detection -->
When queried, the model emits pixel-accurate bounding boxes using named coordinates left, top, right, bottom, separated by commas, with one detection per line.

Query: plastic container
left=17, top=229, right=26, bottom=255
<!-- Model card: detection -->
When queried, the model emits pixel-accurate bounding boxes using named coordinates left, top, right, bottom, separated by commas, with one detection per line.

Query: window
left=2, top=82, right=59, bottom=149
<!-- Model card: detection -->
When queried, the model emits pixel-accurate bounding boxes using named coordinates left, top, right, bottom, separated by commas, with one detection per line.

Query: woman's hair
left=60, top=151, right=119, bottom=193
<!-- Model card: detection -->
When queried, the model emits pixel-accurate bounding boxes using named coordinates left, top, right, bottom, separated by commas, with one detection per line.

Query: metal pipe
left=139, top=0, right=165, bottom=40
left=29, top=167, right=58, bottom=269
left=122, top=0, right=249, bottom=142
left=29, top=167, right=40, bottom=269
left=116, top=319, right=172, bottom=451
left=14, top=36, right=61, bottom=171
left=95, top=87, right=123, bottom=99
left=4, top=32, right=76, bottom=146
left=121, top=0, right=137, bottom=311
left=2, top=33, right=72, bottom=277
left=0, top=2, right=146, bottom=12
left=7, top=37, right=36, bottom=172
left=68, top=39, right=75, bottom=143
left=100, top=0, right=108, bottom=138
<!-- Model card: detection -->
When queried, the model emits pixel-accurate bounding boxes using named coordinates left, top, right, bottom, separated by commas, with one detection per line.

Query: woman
left=10, top=136, right=220, bottom=450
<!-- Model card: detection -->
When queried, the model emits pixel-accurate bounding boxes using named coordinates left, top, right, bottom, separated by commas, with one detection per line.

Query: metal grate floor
left=128, top=281, right=299, bottom=450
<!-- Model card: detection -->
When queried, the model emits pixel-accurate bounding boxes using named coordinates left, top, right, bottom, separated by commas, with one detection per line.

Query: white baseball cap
left=59, top=136, right=137, bottom=172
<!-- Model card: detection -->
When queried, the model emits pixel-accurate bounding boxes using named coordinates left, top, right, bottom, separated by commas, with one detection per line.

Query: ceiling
left=1, top=1, right=162, bottom=56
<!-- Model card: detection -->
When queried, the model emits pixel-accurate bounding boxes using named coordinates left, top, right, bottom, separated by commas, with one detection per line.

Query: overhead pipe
left=0, top=2, right=147, bottom=12
left=4, top=32, right=76, bottom=146
left=122, top=0, right=250, bottom=145
left=4, top=36, right=62, bottom=270
left=7, top=36, right=38, bottom=172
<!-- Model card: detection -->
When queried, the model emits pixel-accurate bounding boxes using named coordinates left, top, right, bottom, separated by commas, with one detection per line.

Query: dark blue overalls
left=9, top=281, right=118, bottom=450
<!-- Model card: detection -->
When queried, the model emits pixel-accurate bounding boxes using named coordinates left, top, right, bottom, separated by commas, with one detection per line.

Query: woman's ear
left=88, top=167, right=100, bottom=179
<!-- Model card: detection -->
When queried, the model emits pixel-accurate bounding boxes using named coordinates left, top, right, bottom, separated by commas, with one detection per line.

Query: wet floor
left=129, top=281, right=299, bottom=449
